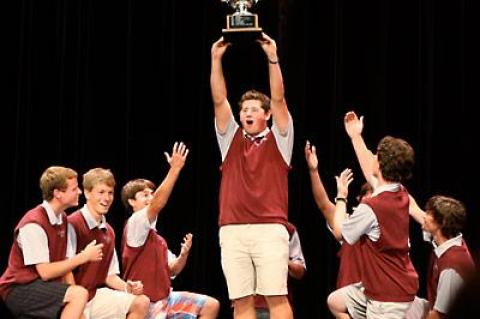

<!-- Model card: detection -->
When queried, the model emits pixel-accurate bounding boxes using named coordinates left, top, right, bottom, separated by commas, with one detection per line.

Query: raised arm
left=330, top=169, right=354, bottom=241
left=304, top=141, right=336, bottom=226
left=168, top=233, right=193, bottom=276
left=258, top=33, right=289, bottom=134
left=210, top=37, right=233, bottom=133
left=146, top=142, right=189, bottom=222
left=409, top=194, right=426, bottom=225
left=344, top=111, right=376, bottom=187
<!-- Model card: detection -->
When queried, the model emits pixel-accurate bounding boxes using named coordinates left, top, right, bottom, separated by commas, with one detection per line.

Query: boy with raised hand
left=329, top=111, right=419, bottom=319
left=211, top=32, right=294, bottom=319
left=121, top=142, right=220, bottom=319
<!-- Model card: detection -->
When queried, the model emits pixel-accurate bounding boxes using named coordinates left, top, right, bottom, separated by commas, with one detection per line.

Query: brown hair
left=39, top=166, right=78, bottom=201
left=82, top=168, right=115, bottom=192
left=121, top=179, right=156, bottom=211
left=356, top=182, right=373, bottom=204
left=425, top=195, right=466, bottom=239
left=238, top=89, right=270, bottom=112
left=377, top=136, right=414, bottom=183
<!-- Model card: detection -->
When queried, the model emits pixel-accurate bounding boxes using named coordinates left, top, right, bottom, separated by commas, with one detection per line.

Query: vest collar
left=433, top=234, right=463, bottom=257
left=80, top=205, right=108, bottom=230
left=372, top=183, right=401, bottom=197
left=243, top=127, right=270, bottom=142
left=41, top=200, right=63, bottom=225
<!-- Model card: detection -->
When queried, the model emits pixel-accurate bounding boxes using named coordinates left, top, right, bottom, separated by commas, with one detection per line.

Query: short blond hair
left=39, top=166, right=78, bottom=201
left=82, top=168, right=115, bottom=191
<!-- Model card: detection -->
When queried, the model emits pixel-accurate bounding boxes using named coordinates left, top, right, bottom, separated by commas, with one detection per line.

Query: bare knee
left=129, top=294, right=150, bottom=315
left=64, top=285, right=88, bottom=304
left=327, top=290, right=347, bottom=315
left=265, top=295, right=289, bottom=308
left=200, top=297, right=220, bottom=318
left=233, top=295, right=255, bottom=317
left=264, top=295, right=292, bottom=319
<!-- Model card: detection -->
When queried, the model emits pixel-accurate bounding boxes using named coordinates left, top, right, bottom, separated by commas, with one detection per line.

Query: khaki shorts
left=219, top=224, right=289, bottom=300
left=341, top=283, right=412, bottom=319
left=84, top=287, right=137, bottom=319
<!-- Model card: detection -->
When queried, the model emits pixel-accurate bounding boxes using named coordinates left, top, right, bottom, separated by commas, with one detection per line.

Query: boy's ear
left=265, top=110, right=272, bottom=121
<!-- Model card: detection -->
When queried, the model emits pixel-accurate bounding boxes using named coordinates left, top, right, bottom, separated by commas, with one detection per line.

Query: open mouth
left=246, top=120, right=254, bottom=125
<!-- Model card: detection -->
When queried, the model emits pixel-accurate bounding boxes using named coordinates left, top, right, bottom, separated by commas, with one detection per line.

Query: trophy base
left=222, top=27, right=262, bottom=44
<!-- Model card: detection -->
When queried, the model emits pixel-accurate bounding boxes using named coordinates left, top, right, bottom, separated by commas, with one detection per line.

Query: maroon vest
left=68, top=210, right=115, bottom=300
left=122, top=224, right=171, bottom=302
left=427, top=240, right=475, bottom=312
left=336, top=242, right=362, bottom=288
left=0, top=205, right=67, bottom=300
left=360, top=189, right=419, bottom=301
left=219, top=129, right=290, bottom=225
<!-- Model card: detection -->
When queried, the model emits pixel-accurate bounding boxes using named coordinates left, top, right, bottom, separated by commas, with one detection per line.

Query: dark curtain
left=2, top=0, right=477, bottom=318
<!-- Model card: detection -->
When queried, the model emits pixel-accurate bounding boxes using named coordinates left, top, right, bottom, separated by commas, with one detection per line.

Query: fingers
left=304, top=140, right=315, bottom=153
left=166, top=141, right=190, bottom=161
left=213, top=37, right=230, bottom=49
left=172, top=141, right=179, bottom=153
left=86, top=239, right=97, bottom=247
left=260, top=32, right=273, bottom=43
left=172, top=141, right=188, bottom=155
left=344, top=111, right=357, bottom=122
left=338, top=168, right=354, bottom=186
left=164, top=152, right=171, bottom=162
left=305, top=140, right=311, bottom=151
left=184, top=233, right=193, bottom=243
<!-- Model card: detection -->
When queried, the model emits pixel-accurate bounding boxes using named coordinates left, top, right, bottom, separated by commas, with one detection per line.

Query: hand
left=180, top=233, right=193, bottom=257
left=335, top=168, right=353, bottom=199
left=211, top=37, right=230, bottom=60
left=304, top=140, right=318, bottom=172
left=344, top=111, right=364, bottom=138
left=164, top=141, right=189, bottom=170
left=256, top=32, right=278, bottom=62
left=126, top=280, right=144, bottom=295
left=80, top=239, right=104, bottom=263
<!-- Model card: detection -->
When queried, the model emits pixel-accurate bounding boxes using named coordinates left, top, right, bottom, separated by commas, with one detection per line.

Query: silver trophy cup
left=221, top=0, right=263, bottom=42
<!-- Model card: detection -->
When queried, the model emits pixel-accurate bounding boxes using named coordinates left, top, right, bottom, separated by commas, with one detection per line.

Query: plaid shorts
left=4, top=279, right=68, bottom=318
left=148, top=291, right=207, bottom=319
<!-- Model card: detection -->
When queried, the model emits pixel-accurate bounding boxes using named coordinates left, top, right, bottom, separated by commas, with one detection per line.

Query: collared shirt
left=18, top=201, right=68, bottom=265
left=67, top=205, right=120, bottom=276
left=432, top=234, right=463, bottom=257
left=215, top=113, right=294, bottom=165
left=341, top=183, right=402, bottom=245
left=243, top=127, right=270, bottom=143
left=431, top=234, right=465, bottom=314
left=125, top=208, right=176, bottom=262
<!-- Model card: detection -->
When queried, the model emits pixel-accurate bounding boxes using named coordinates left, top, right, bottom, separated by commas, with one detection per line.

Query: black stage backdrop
left=1, top=1, right=478, bottom=318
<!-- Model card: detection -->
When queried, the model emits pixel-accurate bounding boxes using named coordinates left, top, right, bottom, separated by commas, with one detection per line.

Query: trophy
left=221, top=0, right=263, bottom=43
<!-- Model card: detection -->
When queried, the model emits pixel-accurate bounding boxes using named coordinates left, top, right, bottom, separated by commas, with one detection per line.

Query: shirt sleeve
left=17, top=223, right=50, bottom=265
left=434, top=268, right=465, bottom=314
left=167, top=249, right=177, bottom=263
left=289, top=231, right=306, bottom=269
left=271, top=112, right=294, bottom=165
left=67, top=224, right=78, bottom=257
left=167, top=249, right=177, bottom=280
left=107, top=248, right=121, bottom=276
left=126, top=208, right=154, bottom=248
left=215, top=114, right=239, bottom=161
left=341, top=203, right=380, bottom=244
